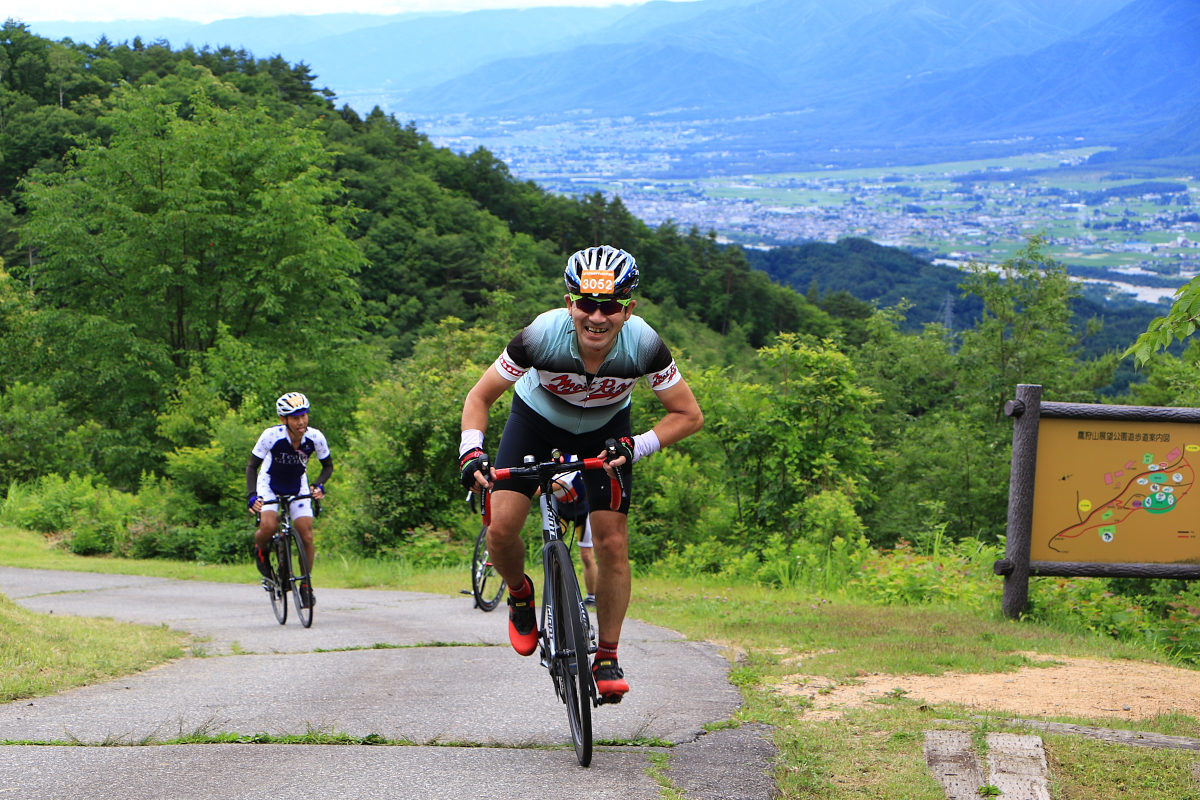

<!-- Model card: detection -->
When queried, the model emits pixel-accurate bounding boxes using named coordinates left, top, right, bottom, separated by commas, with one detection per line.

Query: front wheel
left=472, top=526, right=506, bottom=612
left=287, top=527, right=314, bottom=628
left=546, top=539, right=592, bottom=767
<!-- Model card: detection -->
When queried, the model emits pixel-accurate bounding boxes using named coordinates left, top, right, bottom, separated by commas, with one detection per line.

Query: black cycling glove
left=609, top=436, right=635, bottom=465
left=459, top=448, right=489, bottom=490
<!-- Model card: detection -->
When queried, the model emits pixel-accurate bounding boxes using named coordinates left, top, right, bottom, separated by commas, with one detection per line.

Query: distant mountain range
left=24, top=0, right=1200, bottom=169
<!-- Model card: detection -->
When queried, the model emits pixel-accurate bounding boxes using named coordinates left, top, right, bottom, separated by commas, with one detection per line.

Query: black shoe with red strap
left=592, top=656, right=629, bottom=703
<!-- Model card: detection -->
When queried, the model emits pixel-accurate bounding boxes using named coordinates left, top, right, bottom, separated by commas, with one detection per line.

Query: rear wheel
left=268, top=536, right=288, bottom=625
left=472, top=526, right=506, bottom=612
left=547, top=539, right=592, bottom=766
left=287, top=527, right=314, bottom=628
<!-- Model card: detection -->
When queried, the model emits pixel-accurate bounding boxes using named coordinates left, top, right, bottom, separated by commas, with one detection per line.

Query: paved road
left=0, top=567, right=776, bottom=799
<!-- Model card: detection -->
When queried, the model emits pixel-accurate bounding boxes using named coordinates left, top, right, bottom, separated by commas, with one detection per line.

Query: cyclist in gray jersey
left=459, top=245, right=703, bottom=702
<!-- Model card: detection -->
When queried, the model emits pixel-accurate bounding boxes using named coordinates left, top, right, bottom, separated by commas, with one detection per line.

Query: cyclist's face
left=566, top=294, right=634, bottom=355
left=283, top=412, right=308, bottom=435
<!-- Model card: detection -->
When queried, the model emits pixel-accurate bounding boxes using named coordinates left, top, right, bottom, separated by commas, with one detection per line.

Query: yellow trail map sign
left=1031, top=418, right=1200, bottom=564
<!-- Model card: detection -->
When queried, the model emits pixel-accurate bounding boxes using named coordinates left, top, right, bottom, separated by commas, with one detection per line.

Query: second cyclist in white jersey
left=247, top=392, right=332, bottom=608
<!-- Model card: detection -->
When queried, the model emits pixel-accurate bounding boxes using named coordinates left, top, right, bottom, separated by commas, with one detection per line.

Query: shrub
left=335, top=319, right=508, bottom=554
left=798, top=489, right=865, bottom=548
left=631, top=450, right=738, bottom=565
left=848, top=538, right=1001, bottom=612
left=1, top=474, right=103, bottom=535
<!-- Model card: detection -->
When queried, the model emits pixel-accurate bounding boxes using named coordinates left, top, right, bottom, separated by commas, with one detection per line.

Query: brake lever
left=480, top=455, right=492, bottom=525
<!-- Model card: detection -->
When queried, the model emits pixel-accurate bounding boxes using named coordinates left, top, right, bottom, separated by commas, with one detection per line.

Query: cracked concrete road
left=0, top=566, right=777, bottom=799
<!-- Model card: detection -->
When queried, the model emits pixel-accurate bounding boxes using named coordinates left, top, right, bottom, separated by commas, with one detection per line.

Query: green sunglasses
left=569, top=294, right=632, bottom=315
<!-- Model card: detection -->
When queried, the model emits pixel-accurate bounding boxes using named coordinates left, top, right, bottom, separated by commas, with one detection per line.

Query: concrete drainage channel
left=924, top=731, right=1050, bottom=800
left=924, top=723, right=1200, bottom=799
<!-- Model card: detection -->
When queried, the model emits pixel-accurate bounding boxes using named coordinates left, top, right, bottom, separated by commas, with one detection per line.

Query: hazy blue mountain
left=22, top=0, right=1196, bottom=160
left=856, top=0, right=1200, bottom=142
left=1089, top=103, right=1200, bottom=164
left=397, top=0, right=1134, bottom=114
left=306, top=0, right=764, bottom=105
left=303, top=7, right=637, bottom=106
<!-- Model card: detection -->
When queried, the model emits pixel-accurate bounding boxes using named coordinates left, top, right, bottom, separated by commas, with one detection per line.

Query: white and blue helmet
left=564, top=245, right=640, bottom=298
left=275, top=392, right=310, bottom=417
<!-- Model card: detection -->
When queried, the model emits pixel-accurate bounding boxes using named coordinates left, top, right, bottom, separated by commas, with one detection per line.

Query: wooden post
left=1001, top=384, right=1041, bottom=619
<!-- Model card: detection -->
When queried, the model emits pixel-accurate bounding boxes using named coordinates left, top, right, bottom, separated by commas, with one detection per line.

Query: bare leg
left=578, top=541, right=597, bottom=597
left=487, top=490, right=533, bottom=590
left=294, top=515, right=316, bottom=575
left=255, top=510, right=279, bottom=549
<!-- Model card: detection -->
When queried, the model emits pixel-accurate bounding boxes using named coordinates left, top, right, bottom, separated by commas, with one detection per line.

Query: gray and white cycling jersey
left=493, top=308, right=682, bottom=434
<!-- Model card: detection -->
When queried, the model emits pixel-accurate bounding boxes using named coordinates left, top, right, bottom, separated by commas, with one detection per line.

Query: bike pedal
left=598, top=693, right=624, bottom=705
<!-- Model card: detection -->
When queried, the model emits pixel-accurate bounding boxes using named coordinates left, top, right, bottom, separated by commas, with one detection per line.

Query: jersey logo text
left=545, top=374, right=587, bottom=395
left=651, top=363, right=678, bottom=388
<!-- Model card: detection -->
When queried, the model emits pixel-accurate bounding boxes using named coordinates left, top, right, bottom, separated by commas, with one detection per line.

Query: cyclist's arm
left=648, top=378, right=704, bottom=448
left=460, top=367, right=513, bottom=489
left=246, top=455, right=263, bottom=497
left=311, top=456, right=332, bottom=499
left=606, top=379, right=703, bottom=471
left=312, top=456, right=333, bottom=488
left=461, top=366, right=513, bottom=435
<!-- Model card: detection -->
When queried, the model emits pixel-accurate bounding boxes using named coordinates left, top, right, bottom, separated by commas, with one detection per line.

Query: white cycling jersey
left=493, top=308, right=682, bottom=434
left=251, top=425, right=330, bottom=498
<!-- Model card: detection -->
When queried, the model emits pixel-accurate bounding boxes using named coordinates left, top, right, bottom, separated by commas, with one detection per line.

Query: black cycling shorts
left=494, top=395, right=632, bottom=515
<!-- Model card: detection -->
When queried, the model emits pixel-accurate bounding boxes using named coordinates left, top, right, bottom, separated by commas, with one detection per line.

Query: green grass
left=1, top=526, right=1197, bottom=798
left=0, top=592, right=186, bottom=703
left=0, top=524, right=466, bottom=594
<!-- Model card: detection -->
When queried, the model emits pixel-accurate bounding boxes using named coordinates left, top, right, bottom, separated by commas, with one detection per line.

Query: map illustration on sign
left=1031, top=418, right=1200, bottom=564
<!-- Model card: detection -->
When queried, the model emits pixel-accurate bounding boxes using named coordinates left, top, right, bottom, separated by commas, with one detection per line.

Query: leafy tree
left=851, top=303, right=956, bottom=432
left=18, top=77, right=364, bottom=366
left=703, top=334, right=878, bottom=539
left=1125, top=274, right=1200, bottom=365
left=0, top=381, right=100, bottom=484
left=864, top=238, right=1117, bottom=545
left=330, top=319, right=510, bottom=554
left=0, top=261, right=175, bottom=486
left=956, top=235, right=1116, bottom=418
left=1122, top=341, right=1200, bottom=408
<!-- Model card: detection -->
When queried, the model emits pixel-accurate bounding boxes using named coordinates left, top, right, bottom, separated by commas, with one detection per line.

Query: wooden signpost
left=996, top=384, right=1200, bottom=618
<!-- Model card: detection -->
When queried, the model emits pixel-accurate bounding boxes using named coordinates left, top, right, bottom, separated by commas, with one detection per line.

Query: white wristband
left=632, top=430, right=660, bottom=463
left=459, top=429, right=484, bottom=457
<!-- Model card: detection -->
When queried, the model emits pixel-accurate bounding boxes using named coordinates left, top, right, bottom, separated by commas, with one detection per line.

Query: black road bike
left=480, top=442, right=626, bottom=767
left=259, top=494, right=315, bottom=628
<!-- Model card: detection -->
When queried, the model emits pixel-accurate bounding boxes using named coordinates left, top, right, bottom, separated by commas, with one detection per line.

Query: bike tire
left=472, top=525, right=506, bottom=612
left=269, top=536, right=288, bottom=625
left=546, top=539, right=592, bottom=766
left=287, top=527, right=314, bottom=628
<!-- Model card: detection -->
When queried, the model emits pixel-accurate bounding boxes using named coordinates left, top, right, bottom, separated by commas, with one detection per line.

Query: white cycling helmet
left=564, top=245, right=639, bottom=298
left=275, top=392, right=310, bottom=417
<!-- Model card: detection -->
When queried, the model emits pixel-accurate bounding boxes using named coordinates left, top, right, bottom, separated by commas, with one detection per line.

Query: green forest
left=2, top=23, right=1200, bottom=658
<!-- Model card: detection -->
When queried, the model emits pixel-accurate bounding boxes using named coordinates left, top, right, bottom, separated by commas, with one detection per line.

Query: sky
left=5, top=0, right=659, bottom=24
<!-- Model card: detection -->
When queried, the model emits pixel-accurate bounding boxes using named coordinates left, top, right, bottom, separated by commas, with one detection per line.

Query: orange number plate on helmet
left=579, top=270, right=615, bottom=295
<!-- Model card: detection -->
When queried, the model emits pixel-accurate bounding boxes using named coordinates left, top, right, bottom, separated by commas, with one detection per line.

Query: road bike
left=466, top=486, right=586, bottom=613
left=480, top=441, right=625, bottom=767
left=468, top=509, right=506, bottom=612
left=259, top=494, right=315, bottom=628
